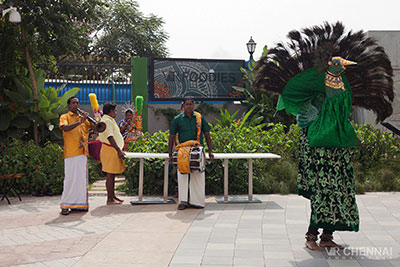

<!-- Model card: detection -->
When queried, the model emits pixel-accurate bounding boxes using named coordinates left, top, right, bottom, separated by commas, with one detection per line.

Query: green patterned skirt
left=298, top=128, right=359, bottom=232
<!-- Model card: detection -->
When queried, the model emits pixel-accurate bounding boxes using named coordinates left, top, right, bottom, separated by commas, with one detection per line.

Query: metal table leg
left=130, top=158, right=176, bottom=205
left=223, top=158, right=229, bottom=202
left=248, top=158, right=253, bottom=202
left=163, top=159, right=168, bottom=203
left=138, top=158, right=144, bottom=202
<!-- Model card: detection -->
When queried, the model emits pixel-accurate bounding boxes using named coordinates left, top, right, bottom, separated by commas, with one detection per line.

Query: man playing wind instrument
left=59, top=97, right=91, bottom=215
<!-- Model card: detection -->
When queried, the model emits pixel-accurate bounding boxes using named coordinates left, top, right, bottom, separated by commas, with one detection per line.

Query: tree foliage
left=0, top=0, right=169, bottom=143
left=1, top=0, right=104, bottom=142
left=1, top=0, right=105, bottom=66
left=91, top=0, right=169, bottom=58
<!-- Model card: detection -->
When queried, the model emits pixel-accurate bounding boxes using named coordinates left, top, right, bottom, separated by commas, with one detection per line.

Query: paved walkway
left=1, top=193, right=400, bottom=266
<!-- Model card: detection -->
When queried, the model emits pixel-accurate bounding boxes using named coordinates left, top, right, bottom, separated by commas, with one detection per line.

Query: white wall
left=353, top=31, right=400, bottom=131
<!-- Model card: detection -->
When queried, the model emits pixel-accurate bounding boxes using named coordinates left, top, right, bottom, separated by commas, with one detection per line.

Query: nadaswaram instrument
left=77, top=108, right=106, bottom=133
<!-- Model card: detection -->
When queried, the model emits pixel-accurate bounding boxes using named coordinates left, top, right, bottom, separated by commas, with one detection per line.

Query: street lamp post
left=1, top=2, right=40, bottom=144
left=246, top=37, right=257, bottom=61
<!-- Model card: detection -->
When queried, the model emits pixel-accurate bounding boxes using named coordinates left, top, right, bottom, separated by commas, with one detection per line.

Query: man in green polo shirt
left=168, top=98, right=214, bottom=210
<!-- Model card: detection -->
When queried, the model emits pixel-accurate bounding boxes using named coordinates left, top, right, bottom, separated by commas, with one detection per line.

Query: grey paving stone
left=263, top=245, right=292, bottom=252
left=262, top=223, right=287, bottom=228
left=169, top=255, right=203, bottom=265
left=201, top=265, right=231, bottom=267
left=176, top=241, right=208, bottom=250
left=234, top=256, right=265, bottom=266
left=389, top=259, right=400, bottom=267
left=367, top=235, right=395, bottom=242
left=235, top=243, right=264, bottom=251
left=213, top=223, right=238, bottom=229
left=235, top=238, right=263, bottom=244
left=263, top=238, right=291, bottom=246
left=169, top=264, right=200, bottom=267
left=202, top=256, right=232, bottom=265
left=265, top=259, right=298, bottom=267
left=289, top=238, right=309, bottom=246
left=369, top=239, right=399, bottom=248
left=327, top=259, right=361, bottom=266
left=234, top=249, right=265, bottom=258
left=187, top=227, right=213, bottom=233
left=292, top=249, right=326, bottom=260
left=236, top=228, right=262, bottom=233
left=209, top=232, right=237, bottom=238
left=262, top=233, right=288, bottom=239
left=287, top=233, right=308, bottom=239
left=357, top=259, right=393, bottom=267
left=264, top=251, right=295, bottom=260
left=238, top=222, right=263, bottom=228
left=173, top=249, right=205, bottom=257
left=263, top=228, right=287, bottom=234
left=236, top=233, right=263, bottom=239
left=208, top=236, right=235, bottom=243
left=296, top=258, right=330, bottom=267
left=206, top=243, right=235, bottom=250
left=181, top=236, right=210, bottom=244
left=203, top=249, right=234, bottom=258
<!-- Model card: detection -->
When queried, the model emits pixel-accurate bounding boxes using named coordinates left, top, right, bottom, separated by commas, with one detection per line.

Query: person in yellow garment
left=98, top=103, right=126, bottom=204
left=168, top=98, right=214, bottom=210
left=59, top=97, right=91, bottom=215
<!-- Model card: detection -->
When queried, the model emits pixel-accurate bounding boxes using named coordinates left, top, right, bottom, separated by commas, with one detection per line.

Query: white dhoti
left=60, top=155, right=89, bottom=210
left=178, top=171, right=205, bottom=208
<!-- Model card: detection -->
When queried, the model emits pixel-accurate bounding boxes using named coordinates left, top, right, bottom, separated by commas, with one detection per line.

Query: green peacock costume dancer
left=254, top=22, right=394, bottom=250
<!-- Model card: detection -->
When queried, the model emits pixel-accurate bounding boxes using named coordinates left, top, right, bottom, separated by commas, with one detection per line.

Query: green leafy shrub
left=351, top=124, right=400, bottom=192
left=0, top=137, right=101, bottom=196
left=122, top=122, right=400, bottom=196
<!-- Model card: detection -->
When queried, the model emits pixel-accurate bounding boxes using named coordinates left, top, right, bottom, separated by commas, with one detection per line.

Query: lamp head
left=247, top=37, right=256, bottom=54
left=2, top=6, right=21, bottom=24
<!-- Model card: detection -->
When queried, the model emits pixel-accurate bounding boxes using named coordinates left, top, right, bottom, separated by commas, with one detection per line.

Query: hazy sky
left=135, top=0, right=400, bottom=61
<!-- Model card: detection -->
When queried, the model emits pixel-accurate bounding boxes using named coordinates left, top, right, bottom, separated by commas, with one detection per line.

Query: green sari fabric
left=298, top=129, right=359, bottom=232
left=277, top=67, right=357, bottom=148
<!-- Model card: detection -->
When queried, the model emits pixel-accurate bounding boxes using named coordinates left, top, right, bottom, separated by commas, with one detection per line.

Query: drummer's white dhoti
left=60, top=155, right=89, bottom=210
left=178, top=171, right=205, bottom=208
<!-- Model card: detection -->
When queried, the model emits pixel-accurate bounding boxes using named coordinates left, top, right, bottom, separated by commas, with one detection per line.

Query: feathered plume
left=135, top=96, right=143, bottom=116
left=253, top=21, right=394, bottom=122
left=89, top=93, right=101, bottom=121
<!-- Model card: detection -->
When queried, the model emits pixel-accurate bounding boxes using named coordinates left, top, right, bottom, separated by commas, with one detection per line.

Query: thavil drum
left=172, top=146, right=206, bottom=173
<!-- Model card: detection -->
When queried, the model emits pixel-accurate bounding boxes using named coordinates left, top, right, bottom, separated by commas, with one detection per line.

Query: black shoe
left=61, top=209, right=70, bottom=215
left=177, top=204, right=187, bottom=210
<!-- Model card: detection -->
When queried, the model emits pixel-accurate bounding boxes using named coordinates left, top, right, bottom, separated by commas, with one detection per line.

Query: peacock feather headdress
left=253, top=21, right=394, bottom=122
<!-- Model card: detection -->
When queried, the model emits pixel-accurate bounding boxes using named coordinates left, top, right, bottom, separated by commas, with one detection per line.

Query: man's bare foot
left=107, top=199, right=122, bottom=205
left=114, top=196, right=124, bottom=203
left=305, top=240, right=322, bottom=251
left=319, top=240, right=344, bottom=249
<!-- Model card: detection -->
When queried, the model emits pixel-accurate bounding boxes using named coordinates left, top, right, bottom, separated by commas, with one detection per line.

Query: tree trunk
left=21, top=26, right=39, bottom=144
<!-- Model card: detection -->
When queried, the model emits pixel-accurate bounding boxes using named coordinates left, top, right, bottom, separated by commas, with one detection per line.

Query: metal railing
left=40, top=56, right=132, bottom=104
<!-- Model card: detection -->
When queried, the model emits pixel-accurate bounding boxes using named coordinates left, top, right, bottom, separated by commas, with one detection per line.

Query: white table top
left=125, top=152, right=281, bottom=159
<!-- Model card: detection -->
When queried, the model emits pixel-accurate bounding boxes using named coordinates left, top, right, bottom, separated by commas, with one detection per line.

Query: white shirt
left=98, top=114, right=124, bottom=150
